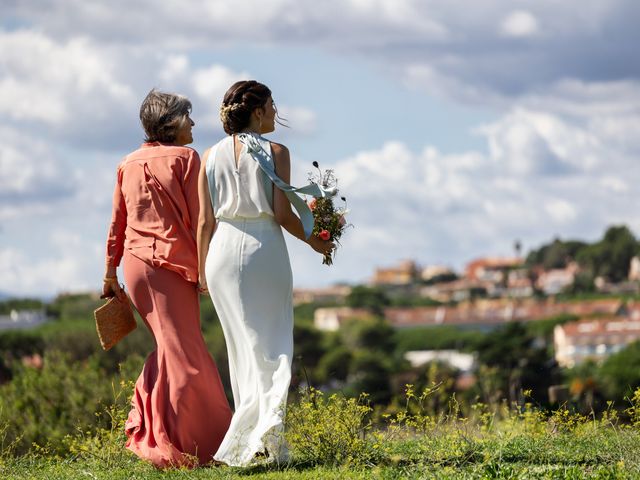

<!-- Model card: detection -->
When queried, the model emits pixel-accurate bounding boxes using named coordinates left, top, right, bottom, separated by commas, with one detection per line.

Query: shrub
left=626, top=387, right=640, bottom=427
left=286, top=387, right=381, bottom=466
left=393, top=325, right=484, bottom=353
left=346, top=351, right=393, bottom=405
left=600, top=341, right=640, bottom=402
left=60, top=378, right=135, bottom=469
left=0, top=298, right=44, bottom=315
left=315, top=346, right=352, bottom=384
left=0, top=351, right=140, bottom=455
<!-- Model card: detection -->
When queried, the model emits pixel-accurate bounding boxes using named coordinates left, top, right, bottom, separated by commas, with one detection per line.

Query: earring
left=258, top=117, right=263, bottom=131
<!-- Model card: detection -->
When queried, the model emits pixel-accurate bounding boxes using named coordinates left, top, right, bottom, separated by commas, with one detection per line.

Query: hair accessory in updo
left=219, top=102, right=242, bottom=124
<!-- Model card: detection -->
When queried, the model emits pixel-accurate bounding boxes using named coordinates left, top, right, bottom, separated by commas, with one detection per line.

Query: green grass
left=2, top=387, right=640, bottom=479
left=0, top=435, right=635, bottom=479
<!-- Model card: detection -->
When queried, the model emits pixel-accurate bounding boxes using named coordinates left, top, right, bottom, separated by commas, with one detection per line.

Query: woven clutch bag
left=94, top=295, right=137, bottom=351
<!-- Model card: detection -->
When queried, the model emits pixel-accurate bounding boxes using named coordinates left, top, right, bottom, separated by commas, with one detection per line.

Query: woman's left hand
left=308, top=235, right=335, bottom=256
left=197, top=278, right=209, bottom=296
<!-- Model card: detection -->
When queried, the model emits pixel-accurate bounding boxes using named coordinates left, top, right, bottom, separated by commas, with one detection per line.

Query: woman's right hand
left=308, top=235, right=334, bottom=255
left=102, top=277, right=126, bottom=301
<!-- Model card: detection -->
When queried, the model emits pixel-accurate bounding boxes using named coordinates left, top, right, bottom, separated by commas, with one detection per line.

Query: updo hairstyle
left=219, top=80, right=272, bottom=135
left=139, top=89, right=192, bottom=143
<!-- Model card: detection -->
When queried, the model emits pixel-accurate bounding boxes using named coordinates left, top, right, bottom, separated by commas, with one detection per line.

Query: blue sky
left=1, top=0, right=639, bottom=296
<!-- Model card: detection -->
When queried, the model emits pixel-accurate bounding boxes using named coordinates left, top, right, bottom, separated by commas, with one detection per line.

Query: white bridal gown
left=205, top=133, right=293, bottom=466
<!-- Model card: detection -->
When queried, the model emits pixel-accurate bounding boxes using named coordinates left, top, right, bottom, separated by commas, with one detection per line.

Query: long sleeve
left=105, top=166, right=127, bottom=267
left=105, top=144, right=199, bottom=283
left=183, top=150, right=201, bottom=240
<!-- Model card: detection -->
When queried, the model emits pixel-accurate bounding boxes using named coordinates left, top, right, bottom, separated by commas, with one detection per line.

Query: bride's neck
left=241, top=118, right=262, bottom=134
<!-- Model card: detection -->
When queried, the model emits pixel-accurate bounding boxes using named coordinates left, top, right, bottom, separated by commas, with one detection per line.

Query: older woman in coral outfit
left=103, top=89, right=232, bottom=468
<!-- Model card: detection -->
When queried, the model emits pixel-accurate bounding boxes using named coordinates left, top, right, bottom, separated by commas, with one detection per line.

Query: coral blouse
left=105, top=143, right=200, bottom=283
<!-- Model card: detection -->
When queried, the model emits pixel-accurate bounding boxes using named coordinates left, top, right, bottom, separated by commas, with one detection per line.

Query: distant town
left=4, top=225, right=640, bottom=382
left=294, top=231, right=640, bottom=371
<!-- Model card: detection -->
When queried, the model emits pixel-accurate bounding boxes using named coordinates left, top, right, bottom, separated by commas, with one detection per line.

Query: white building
left=313, top=307, right=370, bottom=331
left=0, top=309, right=48, bottom=331
left=536, top=262, right=579, bottom=295
left=292, top=285, right=351, bottom=306
left=554, top=317, right=640, bottom=367
left=404, top=350, right=476, bottom=372
left=629, top=256, right=640, bottom=281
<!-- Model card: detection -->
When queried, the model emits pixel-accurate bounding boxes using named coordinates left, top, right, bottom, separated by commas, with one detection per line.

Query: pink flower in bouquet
left=308, top=197, right=317, bottom=211
left=339, top=215, right=346, bottom=226
left=319, top=229, right=331, bottom=241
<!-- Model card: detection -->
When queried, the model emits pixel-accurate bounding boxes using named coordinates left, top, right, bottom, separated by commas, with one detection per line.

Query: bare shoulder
left=270, top=142, right=289, bottom=156
left=270, top=142, right=290, bottom=166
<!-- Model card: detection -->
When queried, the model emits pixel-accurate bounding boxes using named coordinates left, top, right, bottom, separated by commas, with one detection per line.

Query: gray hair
left=139, top=89, right=192, bottom=143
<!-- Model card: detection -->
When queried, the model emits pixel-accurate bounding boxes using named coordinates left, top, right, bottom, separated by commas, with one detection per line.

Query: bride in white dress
left=196, top=80, right=333, bottom=466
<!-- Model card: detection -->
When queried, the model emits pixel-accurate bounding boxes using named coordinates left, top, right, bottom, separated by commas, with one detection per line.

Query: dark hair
left=220, top=80, right=273, bottom=134
left=139, top=89, right=192, bottom=143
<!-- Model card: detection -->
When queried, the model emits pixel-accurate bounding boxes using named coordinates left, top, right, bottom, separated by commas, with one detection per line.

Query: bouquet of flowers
left=307, top=161, right=350, bottom=265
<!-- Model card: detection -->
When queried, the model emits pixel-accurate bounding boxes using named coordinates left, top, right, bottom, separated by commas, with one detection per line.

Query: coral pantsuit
left=204, top=134, right=293, bottom=466
left=106, top=143, right=232, bottom=467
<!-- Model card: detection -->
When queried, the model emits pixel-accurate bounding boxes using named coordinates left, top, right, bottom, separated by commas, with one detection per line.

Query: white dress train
left=204, top=134, right=293, bottom=466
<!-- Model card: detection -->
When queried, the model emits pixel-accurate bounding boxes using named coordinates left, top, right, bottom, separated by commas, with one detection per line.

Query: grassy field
left=2, top=388, right=640, bottom=479
left=1, top=429, right=636, bottom=479
left=0, top=462, right=633, bottom=480
left=5, top=293, right=640, bottom=478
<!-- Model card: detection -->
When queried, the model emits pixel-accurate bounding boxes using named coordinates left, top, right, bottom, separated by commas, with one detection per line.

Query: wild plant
left=61, top=378, right=134, bottom=468
left=285, top=387, right=380, bottom=466
left=0, top=416, right=20, bottom=464
left=625, top=387, right=640, bottom=427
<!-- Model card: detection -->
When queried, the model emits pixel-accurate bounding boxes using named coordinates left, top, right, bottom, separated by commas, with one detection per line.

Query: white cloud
left=6, top=0, right=639, bottom=104
left=0, top=30, right=135, bottom=126
left=0, top=233, right=102, bottom=297
left=479, top=107, right=612, bottom=174
left=192, top=64, right=250, bottom=104
left=481, top=113, right=563, bottom=176
left=0, top=126, right=76, bottom=209
left=159, top=54, right=190, bottom=85
left=544, top=199, right=577, bottom=224
left=403, top=64, right=506, bottom=107
left=0, top=76, right=66, bottom=123
left=277, top=106, right=317, bottom=136
left=291, top=92, right=640, bottom=278
left=6, top=0, right=450, bottom=47
left=500, top=10, right=539, bottom=38
left=600, top=176, right=629, bottom=193
left=525, top=79, right=640, bottom=118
